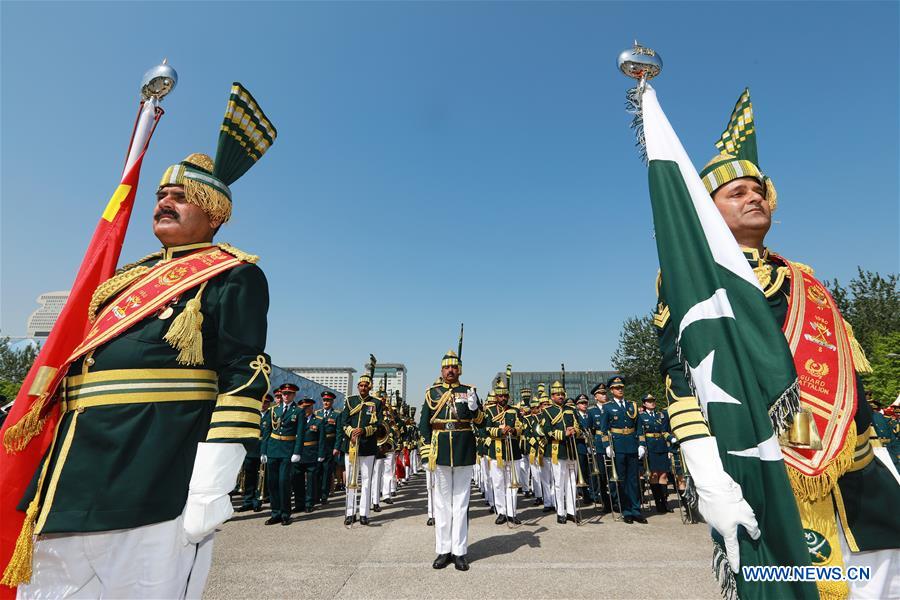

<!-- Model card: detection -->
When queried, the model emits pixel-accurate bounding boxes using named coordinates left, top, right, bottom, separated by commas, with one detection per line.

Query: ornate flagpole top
left=141, top=59, right=177, bottom=101
left=617, top=41, right=662, bottom=81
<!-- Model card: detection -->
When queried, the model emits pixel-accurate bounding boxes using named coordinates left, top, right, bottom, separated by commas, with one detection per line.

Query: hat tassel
left=164, top=282, right=208, bottom=366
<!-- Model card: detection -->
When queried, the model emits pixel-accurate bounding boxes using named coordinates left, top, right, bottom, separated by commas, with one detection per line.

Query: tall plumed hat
left=158, top=83, right=277, bottom=224
left=699, top=88, right=777, bottom=212
left=493, top=379, right=509, bottom=397
left=550, top=380, right=565, bottom=395
left=441, top=350, right=461, bottom=368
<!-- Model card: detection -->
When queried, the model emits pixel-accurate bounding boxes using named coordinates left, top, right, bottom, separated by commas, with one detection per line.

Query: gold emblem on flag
left=804, top=359, right=830, bottom=379
left=807, top=285, right=828, bottom=308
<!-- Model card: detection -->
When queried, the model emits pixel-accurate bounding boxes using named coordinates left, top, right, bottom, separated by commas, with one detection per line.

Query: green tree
left=611, top=314, right=665, bottom=404
left=862, top=332, right=900, bottom=405
left=825, top=269, right=900, bottom=355
left=0, top=337, right=40, bottom=399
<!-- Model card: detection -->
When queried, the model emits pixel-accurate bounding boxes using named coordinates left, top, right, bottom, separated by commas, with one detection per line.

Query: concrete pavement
left=205, top=472, right=720, bottom=599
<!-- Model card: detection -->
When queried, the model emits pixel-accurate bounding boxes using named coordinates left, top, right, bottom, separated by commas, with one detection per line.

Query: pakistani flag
left=640, top=86, right=817, bottom=600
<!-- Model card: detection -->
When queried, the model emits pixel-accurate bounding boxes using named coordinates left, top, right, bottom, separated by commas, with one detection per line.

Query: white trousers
left=19, top=516, right=212, bottom=600
left=411, top=449, right=420, bottom=474
left=551, top=459, right=577, bottom=517
left=530, top=461, right=544, bottom=500
left=490, top=460, right=518, bottom=518
left=382, top=452, right=395, bottom=500
left=424, top=467, right=434, bottom=518
left=541, top=458, right=556, bottom=508
left=371, top=457, right=385, bottom=506
left=837, top=510, right=900, bottom=599
left=344, top=454, right=375, bottom=517
left=480, top=457, right=494, bottom=506
left=433, top=465, right=473, bottom=556
left=516, top=458, right=530, bottom=493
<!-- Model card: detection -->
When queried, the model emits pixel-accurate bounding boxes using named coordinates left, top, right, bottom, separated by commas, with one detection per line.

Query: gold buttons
left=85, top=357, right=95, bottom=367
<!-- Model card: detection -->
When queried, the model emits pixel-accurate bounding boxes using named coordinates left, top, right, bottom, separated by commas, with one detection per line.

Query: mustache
left=154, top=208, right=179, bottom=221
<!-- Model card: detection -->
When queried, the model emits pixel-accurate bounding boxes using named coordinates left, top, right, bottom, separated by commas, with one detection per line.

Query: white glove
left=605, top=446, right=612, bottom=458
left=317, top=457, right=325, bottom=462
left=681, top=437, right=760, bottom=573
left=290, top=454, right=301, bottom=463
left=466, top=388, right=479, bottom=411
left=260, top=455, right=268, bottom=464
left=638, top=445, right=646, bottom=459
left=183, top=442, right=246, bottom=544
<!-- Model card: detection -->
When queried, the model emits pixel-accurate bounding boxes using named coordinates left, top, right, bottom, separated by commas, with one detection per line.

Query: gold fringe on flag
left=842, top=320, right=872, bottom=374
left=787, top=422, right=857, bottom=503
left=163, top=281, right=209, bottom=366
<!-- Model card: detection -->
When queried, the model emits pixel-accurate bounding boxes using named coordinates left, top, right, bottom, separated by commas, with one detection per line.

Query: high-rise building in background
left=285, top=366, right=356, bottom=398
left=364, top=362, right=407, bottom=402
left=26, top=291, right=69, bottom=337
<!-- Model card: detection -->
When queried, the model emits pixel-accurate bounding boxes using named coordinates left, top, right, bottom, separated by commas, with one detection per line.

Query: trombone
left=257, top=459, right=266, bottom=504
left=564, top=419, right=587, bottom=526
left=604, top=438, right=624, bottom=521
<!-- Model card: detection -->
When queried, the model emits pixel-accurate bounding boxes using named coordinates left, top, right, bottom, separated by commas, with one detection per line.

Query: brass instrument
left=639, top=452, right=652, bottom=511
left=563, top=413, right=587, bottom=526
left=604, top=436, right=624, bottom=521
left=237, top=464, right=247, bottom=495
left=257, top=460, right=266, bottom=503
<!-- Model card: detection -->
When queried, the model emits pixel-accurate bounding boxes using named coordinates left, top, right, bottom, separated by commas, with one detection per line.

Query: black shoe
left=344, top=516, right=353, bottom=526
left=373, top=504, right=382, bottom=513
left=534, top=498, right=543, bottom=506
left=360, top=517, right=370, bottom=526
left=253, top=504, right=262, bottom=512
left=281, top=517, right=292, bottom=526
left=634, top=516, right=648, bottom=524
left=623, top=516, right=634, bottom=524
left=426, top=517, right=435, bottom=526
left=433, top=553, right=452, bottom=569
left=264, top=516, right=280, bottom=525
left=453, top=555, right=469, bottom=571
left=384, top=498, right=394, bottom=505
left=235, top=505, right=252, bottom=513
left=557, top=515, right=566, bottom=524
left=305, top=507, right=314, bottom=513
left=542, top=506, right=555, bottom=513
left=494, top=514, right=507, bottom=525
left=512, top=517, right=522, bottom=525
left=390, top=492, right=397, bottom=497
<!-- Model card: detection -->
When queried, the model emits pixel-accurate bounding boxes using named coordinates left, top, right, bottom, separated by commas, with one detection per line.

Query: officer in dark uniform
left=261, top=384, right=304, bottom=525
left=869, top=394, right=900, bottom=472
left=587, top=383, right=612, bottom=513
left=599, top=376, right=646, bottom=524
left=236, top=393, right=274, bottom=512
left=294, top=396, right=325, bottom=513
left=637, top=394, right=676, bottom=514
left=317, top=391, right=340, bottom=503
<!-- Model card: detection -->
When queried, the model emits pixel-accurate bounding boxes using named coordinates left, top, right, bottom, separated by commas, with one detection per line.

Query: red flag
left=0, top=99, right=164, bottom=594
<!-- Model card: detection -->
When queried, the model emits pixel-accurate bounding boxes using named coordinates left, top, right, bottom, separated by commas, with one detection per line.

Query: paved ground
left=205, top=473, right=720, bottom=600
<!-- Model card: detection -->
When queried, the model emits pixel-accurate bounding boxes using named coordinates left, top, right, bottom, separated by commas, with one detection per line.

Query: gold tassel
left=842, top=320, right=872, bottom=374
left=0, top=497, right=40, bottom=587
left=786, top=422, right=856, bottom=503
left=217, top=242, right=259, bottom=264
left=163, top=282, right=209, bottom=366
left=183, top=178, right=231, bottom=225
left=2, top=393, right=49, bottom=453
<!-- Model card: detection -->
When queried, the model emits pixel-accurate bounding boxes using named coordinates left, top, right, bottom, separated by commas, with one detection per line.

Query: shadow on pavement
left=467, top=526, right=548, bottom=562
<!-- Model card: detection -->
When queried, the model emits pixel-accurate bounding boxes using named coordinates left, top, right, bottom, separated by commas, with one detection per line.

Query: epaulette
left=87, top=251, right=165, bottom=323
left=789, top=260, right=815, bottom=277
left=217, top=242, right=259, bottom=264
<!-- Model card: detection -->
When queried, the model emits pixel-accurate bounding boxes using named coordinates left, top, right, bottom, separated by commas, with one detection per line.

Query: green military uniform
left=316, top=392, right=340, bottom=503
left=870, top=406, right=900, bottom=472
left=419, top=350, right=484, bottom=568
left=237, top=394, right=273, bottom=512
left=293, top=400, right=325, bottom=512
left=340, top=375, right=384, bottom=523
left=539, top=382, right=581, bottom=522
left=22, top=242, right=270, bottom=535
left=261, top=400, right=304, bottom=523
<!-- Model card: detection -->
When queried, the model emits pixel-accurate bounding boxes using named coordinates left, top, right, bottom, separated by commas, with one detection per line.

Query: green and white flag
left=640, top=85, right=817, bottom=600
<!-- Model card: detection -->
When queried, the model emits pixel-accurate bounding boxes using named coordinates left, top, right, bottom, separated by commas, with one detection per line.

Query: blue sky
left=1, top=1, right=897, bottom=400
